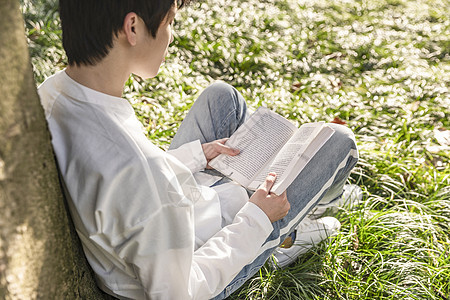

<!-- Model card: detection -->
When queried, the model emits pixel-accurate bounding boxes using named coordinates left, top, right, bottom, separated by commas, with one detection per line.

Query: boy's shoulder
left=37, top=70, right=65, bottom=118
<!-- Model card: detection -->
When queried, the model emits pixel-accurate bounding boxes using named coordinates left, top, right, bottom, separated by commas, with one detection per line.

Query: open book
left=209, top=107, right=335, bottom=195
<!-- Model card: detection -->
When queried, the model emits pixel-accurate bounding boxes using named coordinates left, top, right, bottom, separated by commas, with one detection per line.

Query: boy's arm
left=82, top=149, right=282, bottom=299
left=124, top=173, right=283, bottom=299
left=128, top=201, right=273, bottom=299
left=189, top=202, right=273, bottom=298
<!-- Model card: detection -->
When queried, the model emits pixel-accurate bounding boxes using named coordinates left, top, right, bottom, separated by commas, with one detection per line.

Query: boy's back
left=38, top=69, right=273, bottom=299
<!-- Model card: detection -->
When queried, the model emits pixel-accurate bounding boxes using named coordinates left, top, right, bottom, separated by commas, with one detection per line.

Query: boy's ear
left=122, top=12, right=138, bottom=46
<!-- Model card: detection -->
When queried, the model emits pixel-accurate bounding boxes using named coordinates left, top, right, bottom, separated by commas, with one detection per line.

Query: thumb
left=260, top=172, right=277, bottom=193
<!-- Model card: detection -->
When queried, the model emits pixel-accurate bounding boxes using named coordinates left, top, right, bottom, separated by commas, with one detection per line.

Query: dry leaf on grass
left=331, top=116, right=347, bottom=125
left=291, top=82, right=302, bottom=92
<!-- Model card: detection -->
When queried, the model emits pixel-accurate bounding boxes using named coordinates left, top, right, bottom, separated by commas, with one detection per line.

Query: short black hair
left=59, top=0, right=188, bottom=66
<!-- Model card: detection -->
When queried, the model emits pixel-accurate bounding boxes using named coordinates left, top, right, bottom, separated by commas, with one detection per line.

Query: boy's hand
left=202, top=138, right=239, bottom=169
left=249, top=173, right=290, bottom=223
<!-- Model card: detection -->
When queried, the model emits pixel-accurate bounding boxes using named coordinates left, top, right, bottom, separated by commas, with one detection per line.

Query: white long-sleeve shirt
left=38, top=70, right=273, bottom=300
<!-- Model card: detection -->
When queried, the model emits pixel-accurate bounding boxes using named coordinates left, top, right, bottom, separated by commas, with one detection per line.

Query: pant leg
left=170, top=82, right=358, bottom=299
left=212, top=124, right=359, bottom=299
left=169, top=81, right=248, bottom=149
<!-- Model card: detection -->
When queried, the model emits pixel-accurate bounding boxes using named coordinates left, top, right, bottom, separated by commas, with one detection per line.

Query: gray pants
left=169, top=81, right=359, bottom=299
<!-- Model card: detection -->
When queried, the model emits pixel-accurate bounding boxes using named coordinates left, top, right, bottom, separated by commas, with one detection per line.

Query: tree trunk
left=0, top=0, right=113, bottom=298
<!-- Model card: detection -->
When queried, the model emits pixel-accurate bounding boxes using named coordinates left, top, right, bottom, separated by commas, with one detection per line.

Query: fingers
left=202, top=139, right=240, bottom=170
left=216, top=138, right=229, bottom=144
left=260, top=172, right=277, bottom=194
left=278, top=191, right=290, bottom=212
left=249, top=187, right=290, bottom=223
left=213, top=140, right=239, bottom=156
left=269, top=191, right=290, bottom=222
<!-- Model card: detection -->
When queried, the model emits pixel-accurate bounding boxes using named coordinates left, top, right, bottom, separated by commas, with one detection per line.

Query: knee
left=327, top=123, right=358, bottom=153
left=199, top=81, right=247, bottom=116
left=202, top=81, right=242, bottom=106
left=204, top=81, right=236, bottom=96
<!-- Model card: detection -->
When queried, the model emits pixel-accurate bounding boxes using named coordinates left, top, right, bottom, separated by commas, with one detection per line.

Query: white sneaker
left=308, top=184, right=363, bottom=218
left=339, top=184, right=363, bottom=206
left=271, top=216, right=341, bottom=269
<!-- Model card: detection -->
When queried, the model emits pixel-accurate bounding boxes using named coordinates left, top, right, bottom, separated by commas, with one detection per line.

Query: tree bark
left=0, top=0, right=114, bottom=298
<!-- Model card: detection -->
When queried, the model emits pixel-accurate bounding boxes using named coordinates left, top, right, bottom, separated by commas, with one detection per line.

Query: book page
left=209, top=107, right=297, bottom=187
left=271, top=124, right=335, bottom=194
left=248, top=123, right=324, bottom=189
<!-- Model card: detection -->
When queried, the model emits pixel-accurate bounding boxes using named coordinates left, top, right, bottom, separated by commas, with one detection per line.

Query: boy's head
left=59, top=0, right=187, bottom=67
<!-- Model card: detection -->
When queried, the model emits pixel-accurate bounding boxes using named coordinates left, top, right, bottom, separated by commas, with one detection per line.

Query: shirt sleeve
left=128, top=201, right=273, bottom=300
left=167, top=140, right=207, bottom=173
left=189, top=202, right=273, bottom=298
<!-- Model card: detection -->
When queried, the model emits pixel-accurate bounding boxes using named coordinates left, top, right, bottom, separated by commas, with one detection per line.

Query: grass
left=21, top=0, right=450, bottom=298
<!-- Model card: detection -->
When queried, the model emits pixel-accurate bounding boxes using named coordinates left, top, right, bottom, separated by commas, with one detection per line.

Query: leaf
left=279, top=236, right=294, bottom=248
left=291, top=82, right=302, bottom=92
left=331, top=116, right=347, bottom=125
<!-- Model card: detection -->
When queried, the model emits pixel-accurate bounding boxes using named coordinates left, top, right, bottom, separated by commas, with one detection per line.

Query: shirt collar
left=55, top=69, right=135, bottom=117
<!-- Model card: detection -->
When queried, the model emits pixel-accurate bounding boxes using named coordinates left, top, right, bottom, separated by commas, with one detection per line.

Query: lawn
left=21, top=0, right=449, bottom=298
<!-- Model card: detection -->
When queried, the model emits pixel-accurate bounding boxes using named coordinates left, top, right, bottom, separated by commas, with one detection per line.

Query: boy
left=38, top=0, right=358, bottom=299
